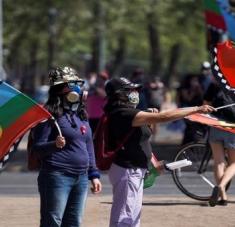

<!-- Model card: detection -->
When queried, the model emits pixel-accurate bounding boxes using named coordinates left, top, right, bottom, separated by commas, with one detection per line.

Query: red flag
left=212, top=40, right=235, bottom=101
left=186, top=113, right=235, bottom=134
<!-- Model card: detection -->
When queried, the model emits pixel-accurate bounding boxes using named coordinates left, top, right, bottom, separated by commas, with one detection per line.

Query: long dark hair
left=44, top=83, right=88, bottom=121
left=104, top=92, right=134, bottom=114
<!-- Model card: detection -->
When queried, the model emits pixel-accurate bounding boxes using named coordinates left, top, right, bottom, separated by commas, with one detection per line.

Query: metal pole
left=48, top=7, right=57, bottom=70
left=0, top=0, right=6, bottom=80
left=215, top=103, right=235, bottom=110
left=96, top=1, right=105, bottom=73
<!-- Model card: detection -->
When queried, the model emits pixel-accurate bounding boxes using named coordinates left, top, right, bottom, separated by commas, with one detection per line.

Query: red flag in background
left=0, top=81, right=51, bottom=169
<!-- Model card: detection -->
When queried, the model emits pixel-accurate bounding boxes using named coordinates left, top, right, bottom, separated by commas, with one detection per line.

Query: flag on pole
left=185, top=113, right=235, bottom=134
left=217, top=0, right=235, bottom=41
left=0, top=81, right=51, bottom=169
left=212, top=40, right=235, bottom=101
left=204, top=0, right=227, bottom=31
left=203, top=0, right=227, bottom=49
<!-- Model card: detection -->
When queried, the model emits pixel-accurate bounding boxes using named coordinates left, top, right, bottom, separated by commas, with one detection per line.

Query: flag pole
left=54, top=120, right=62, bottom=136
left=51, top=117, right=62, bottom=136
left=215, top=103, right=235, bottom=110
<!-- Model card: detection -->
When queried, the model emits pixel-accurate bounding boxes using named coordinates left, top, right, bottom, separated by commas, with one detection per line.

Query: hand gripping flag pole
left=51, top=117, right=62, bottom=137
left=185, top=104, right=235, bottom=134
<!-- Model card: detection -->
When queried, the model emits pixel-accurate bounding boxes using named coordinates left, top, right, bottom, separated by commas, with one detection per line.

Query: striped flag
left=204, top=0, right=227, bottom=31
left=203, top=0, right=227, bottom=49
left=212, top=40, right=235, bottom=101
left=0, top=81, right=51, bottom=168
left=185, top=113, right=235, bottom=134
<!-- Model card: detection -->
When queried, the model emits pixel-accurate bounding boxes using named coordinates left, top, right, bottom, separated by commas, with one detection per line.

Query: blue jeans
left=38, top=170, right=88, bottom=227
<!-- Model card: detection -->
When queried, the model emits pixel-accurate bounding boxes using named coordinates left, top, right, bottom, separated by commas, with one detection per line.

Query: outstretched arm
left=132, top=105, right=215, bottom=127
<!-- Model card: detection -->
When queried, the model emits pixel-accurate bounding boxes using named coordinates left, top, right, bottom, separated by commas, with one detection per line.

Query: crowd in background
left=78, top=61, right=213, bottom=145
left=30, top=61, right=213, bottom=145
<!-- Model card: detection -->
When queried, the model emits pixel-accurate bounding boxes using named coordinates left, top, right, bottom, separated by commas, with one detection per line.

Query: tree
left=3, top=0, right=208, bottom=92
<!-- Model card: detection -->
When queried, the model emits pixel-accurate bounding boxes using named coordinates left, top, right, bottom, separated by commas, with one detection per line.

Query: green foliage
left=3, top=0, right=209, bottom=84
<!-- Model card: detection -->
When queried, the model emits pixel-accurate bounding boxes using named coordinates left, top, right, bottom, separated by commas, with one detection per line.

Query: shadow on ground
left=100, top=200, right=208, bottom=206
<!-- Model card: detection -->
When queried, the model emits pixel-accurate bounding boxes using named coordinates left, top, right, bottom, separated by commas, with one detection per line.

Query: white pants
left=108, top=163, right=146, bottom=227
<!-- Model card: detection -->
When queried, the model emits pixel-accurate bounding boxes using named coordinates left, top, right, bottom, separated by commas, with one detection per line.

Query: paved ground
left=1, top=195, right=235, bottom=227
left=1, top=172, right=235, bottom=227
left=2, top=130, right=235, bottom=227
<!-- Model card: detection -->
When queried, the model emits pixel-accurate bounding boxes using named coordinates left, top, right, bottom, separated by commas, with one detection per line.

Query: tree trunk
left=47, top=7, right=58, bottom=70
left=164, top=43, right=181, bottom=87
left=146, top=10, right=162, bottom=78
left=21, top=41, right=38, bottom=96
left=89, top=1, right=106, bottom=74
left=7, top=26, right=28, bottom=84
left=109, top=35, right=127, bottom=77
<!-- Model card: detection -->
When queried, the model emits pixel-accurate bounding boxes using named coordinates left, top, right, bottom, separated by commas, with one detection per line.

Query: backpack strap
left=113, top=128, right=135, bottom=153
left=94, top=113, right=135, bottom=152
left=93, top=114, right=107, bottom=140
left=106, top=112, right=135, bottom=152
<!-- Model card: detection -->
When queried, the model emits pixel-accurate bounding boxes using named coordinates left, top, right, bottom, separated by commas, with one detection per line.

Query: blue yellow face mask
left=66, top=82, right=82, bottom=103
left=61, top=81, right=88, bottom=111
left=62, top=81, right=87, bottom=103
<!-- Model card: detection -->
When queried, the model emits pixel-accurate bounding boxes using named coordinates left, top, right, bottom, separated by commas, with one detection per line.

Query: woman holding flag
left=103, top=77, right=215, bottom=227
left=32, top=67, right=102, bottom=227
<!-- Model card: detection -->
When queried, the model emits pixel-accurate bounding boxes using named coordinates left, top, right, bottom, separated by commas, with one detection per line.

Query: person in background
left=104, top=77, right=215, bottom=227
left=34, top=85, right=49, bottom=105
left=86, top=70, right=109, bottom=133
left=147, top=76, right=165, bottom=110
left=159, top=89, right=179, bottom=131
left=32, top=67, right=102, bottom=227
left=177, top=73, right=205, bottom=144
left=150, top=87, right=173, bottom=138
left=204, top=78, right=235, bottom=207
left=199, top=61, right=213, bottom=93
left=178, top=62, right=213, bottom=145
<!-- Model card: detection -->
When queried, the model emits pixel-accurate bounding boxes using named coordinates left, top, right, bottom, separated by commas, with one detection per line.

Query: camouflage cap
left=49, top=67, right=84, bottom=86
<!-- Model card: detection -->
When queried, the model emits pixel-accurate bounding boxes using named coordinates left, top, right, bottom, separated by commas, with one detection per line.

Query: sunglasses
left=68, top=80, right=85, bottom=87
left=60, top=81, right=84, bottom=94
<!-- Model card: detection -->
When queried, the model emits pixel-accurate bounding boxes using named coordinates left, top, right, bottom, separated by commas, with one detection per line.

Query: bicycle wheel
left=172, top=142, right=215, bottom=201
